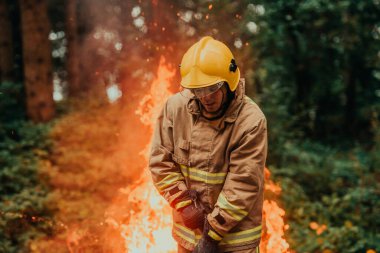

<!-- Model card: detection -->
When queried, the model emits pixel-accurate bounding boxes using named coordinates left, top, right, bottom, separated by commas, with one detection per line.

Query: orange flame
left=103, top=57, right=176, bottom=253
left=119, top=57, right=176, bottom=252
left=261, top=168, right=291, bottom=253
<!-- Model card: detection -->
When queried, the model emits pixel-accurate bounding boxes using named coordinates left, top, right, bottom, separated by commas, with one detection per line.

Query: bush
left=271, top=140, right=380, bottom=253
left=0, top=82, right=53, bottom=253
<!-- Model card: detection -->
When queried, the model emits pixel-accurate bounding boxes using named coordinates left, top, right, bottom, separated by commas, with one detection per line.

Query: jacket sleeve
left=208, top=117, right=267, bottom=235
left=149, top=100, right=190, bottom=209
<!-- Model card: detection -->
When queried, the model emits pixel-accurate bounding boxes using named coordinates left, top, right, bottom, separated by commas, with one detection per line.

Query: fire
left=118, top=177, right=176, bottom=253
left=122, top=57, right=176, bottom=252
left=106, top=57, right=291, bottom=252
left=261, top=168, right=291, bottom=253
left=103, top=57, right=176, bottom=253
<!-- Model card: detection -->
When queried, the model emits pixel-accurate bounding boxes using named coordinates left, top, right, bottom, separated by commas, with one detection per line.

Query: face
left=198, top=85, right=226, bottom=113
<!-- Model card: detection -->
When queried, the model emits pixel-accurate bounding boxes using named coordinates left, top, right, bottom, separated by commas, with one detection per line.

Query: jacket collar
left=186, top=79, right=246, bottom=123
left=223, top=79, right=245, bottom=123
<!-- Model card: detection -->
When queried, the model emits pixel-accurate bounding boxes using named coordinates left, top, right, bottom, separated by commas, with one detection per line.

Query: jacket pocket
left=178, top=138, right=190, bottom=151
left=172, top=152, right=189, bottom=166
left=174, top=138, right=190, bottom=163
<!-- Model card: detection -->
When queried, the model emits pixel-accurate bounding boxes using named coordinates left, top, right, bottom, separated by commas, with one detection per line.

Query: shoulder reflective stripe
left=220, top=225, right=262, bottom=245
left=173, top=223, right=201, bottom=245
left=179, top=164, right=227, bottom=184
left=175, top=200, right=192, bottom=210
left=217, top=194, right=248, bottom=221
left=156, top=173, right=185, bottom=192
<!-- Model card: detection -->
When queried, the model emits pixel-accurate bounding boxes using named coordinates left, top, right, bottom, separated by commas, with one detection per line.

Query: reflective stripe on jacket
left=149, top=80, right=267, bottom=252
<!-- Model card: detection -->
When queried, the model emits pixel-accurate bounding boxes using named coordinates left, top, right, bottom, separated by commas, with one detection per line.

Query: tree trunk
left=289, top=28, right=313, bottom=135
left=66, top=0, right=80, bottom=97
left=0, top=0, right=14, bottom=82
left=344, top=55, right=357, bottom=136
left=19, top=0, right=54, bottom=122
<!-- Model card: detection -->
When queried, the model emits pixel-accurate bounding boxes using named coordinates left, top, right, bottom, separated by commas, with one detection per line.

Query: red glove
left=172, top=190, right=205, bottom=229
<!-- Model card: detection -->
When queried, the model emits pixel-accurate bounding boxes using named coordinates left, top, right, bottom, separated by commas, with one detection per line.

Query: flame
left=105, top=57, right=291, bottom=253
left=118, top=177, right=176, bottom=253
left=104, top=57, right=176, bottom=253
left=261, top=168, right=291, bottom=253
left=121, top=57, right=176, bottom=253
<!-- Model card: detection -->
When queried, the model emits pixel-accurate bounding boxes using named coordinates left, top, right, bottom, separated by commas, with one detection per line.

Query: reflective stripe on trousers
left=174, top=223, right=262, bottom=249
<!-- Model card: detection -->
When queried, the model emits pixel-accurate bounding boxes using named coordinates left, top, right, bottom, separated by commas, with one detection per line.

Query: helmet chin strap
left=200, top=87, right=231, bottom=121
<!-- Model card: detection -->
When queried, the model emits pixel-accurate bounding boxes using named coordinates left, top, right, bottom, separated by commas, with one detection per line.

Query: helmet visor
left=188, top=81, right=224, bottom=99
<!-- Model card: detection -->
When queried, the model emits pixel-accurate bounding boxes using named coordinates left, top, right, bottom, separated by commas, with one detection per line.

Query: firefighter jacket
left=149, top=80, right=267, bottom=252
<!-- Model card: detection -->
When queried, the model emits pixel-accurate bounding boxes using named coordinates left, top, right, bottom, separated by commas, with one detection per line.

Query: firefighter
left=149, top=36, right=267, bottom=253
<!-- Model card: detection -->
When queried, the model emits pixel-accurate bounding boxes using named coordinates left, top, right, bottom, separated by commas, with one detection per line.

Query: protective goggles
left=188, top=81, right=224, bottom=98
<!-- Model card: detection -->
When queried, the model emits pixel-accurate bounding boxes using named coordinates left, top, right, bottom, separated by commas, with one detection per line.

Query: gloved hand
left=171, top=190, right=205, bottom=229
left=192, top=220, right=221, bottom=253
left=180, top=203, right=205, bottom=229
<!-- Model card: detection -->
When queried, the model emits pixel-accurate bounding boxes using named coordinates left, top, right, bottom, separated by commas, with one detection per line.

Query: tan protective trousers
left=178, top=245, right=260, bottom=253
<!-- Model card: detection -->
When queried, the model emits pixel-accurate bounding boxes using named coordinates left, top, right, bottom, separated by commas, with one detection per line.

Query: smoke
left=68, top=0, right=189, bottom=102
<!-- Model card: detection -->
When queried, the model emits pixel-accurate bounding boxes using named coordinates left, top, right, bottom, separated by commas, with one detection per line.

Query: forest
left=0, top=0, right=379, bottom=252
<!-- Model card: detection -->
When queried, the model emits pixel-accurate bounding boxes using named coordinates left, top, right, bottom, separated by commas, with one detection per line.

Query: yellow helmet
left=180, top=36, right=240, bottom=91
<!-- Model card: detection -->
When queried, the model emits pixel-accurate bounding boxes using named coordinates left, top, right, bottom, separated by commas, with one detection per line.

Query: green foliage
left=240, top=3, right=380, bottom=250
left=0, top=121, right=51, bottom=197
left=0, top=82, right=25, bottom=122
left=244, top=0, right=380, bottom=144
left=0, top=83, right=53, bottom=253
left=271, top=139, right=380, bottom=252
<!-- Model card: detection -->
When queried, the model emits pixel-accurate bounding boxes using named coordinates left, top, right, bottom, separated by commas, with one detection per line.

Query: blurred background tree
left=0, top=0, right=379, bottom=252
left=19, top=0, right=55, bottom=122
left=0, top=0, right=14, bottom=83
